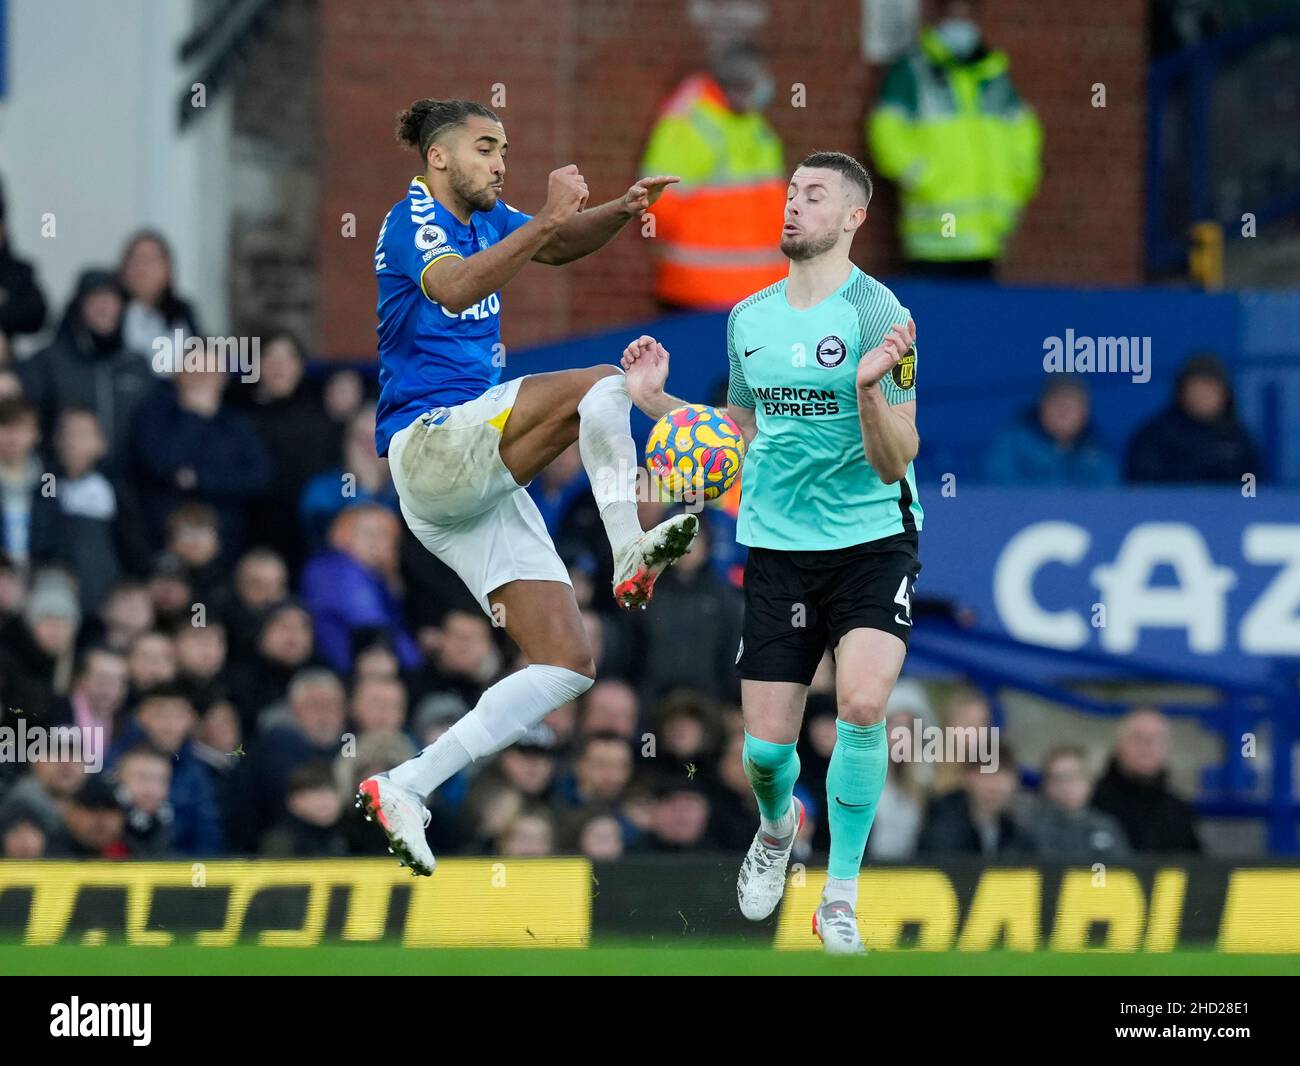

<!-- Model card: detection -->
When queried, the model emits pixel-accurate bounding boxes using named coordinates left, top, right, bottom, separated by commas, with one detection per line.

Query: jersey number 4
left=894, top=575, right=914, bottom=628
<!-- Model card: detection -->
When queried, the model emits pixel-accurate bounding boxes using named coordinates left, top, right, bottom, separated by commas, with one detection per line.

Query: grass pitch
left=2, top=943, right=1296, bottom=976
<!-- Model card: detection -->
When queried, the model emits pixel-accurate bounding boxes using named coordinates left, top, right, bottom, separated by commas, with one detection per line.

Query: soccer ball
left=644, top=404, right=745, bottom=502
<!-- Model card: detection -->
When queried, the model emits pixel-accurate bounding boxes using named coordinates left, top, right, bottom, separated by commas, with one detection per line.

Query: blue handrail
left=1146, top=11, right=1300, bottom=274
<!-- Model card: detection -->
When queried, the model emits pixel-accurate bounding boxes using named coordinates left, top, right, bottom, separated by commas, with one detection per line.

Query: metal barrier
left=1147, top=11, right=1300, bottom=275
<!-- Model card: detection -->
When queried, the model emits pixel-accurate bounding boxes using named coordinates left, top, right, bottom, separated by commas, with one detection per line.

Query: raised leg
left=497, top=365, right=621, bottom=484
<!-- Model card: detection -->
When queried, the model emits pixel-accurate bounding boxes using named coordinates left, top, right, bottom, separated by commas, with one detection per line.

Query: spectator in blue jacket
left=984, top=377, right=1118, bottom=486
left=109, top=684, right=223, bottom=856
left=298, top=406, right=398, bottom=550
left=300, top=503, right=419, bottom=674
left=129, top=367, right=272, bottom=560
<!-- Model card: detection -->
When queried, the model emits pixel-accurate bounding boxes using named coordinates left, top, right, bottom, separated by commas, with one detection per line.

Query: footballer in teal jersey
left=622, top=151, right=922, bottom=954
left=724, top=266, right=922, bottom=550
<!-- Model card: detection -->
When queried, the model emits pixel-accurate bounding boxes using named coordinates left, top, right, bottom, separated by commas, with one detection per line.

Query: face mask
left=936, top=17, right=980, bottom=59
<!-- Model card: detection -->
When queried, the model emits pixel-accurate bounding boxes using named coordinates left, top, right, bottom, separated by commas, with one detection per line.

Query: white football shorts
left=387, top=376, right=571, bottom=616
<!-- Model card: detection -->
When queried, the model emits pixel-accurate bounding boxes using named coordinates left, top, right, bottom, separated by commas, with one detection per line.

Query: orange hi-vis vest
left=641, top=75, right=788, bottom=308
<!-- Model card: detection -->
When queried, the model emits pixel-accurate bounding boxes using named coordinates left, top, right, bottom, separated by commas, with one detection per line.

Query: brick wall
left=315, top=0, right=1147, bottom=358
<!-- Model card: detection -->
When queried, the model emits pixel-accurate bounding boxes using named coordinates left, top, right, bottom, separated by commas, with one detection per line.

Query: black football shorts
left=735, top=532, right=921, bottom=686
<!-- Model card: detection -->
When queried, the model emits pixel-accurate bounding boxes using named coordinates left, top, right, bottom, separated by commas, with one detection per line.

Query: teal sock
left=742, top=732, right=800, bottom=826
left=826, top=720, right=888, bottom=880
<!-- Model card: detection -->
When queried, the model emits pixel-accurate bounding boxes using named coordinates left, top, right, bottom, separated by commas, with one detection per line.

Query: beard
left=449, top=161, right=498, bottom=213
left=780, top=228, right=838, bottom=262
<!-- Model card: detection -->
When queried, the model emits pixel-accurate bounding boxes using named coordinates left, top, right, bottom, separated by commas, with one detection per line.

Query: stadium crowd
left=0, top=177, right=1216, bottom=865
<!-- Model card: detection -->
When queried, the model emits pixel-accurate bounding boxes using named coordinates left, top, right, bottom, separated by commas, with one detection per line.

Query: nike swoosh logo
left=743, top=346, right=765, bottom=358
left=834, top=797, right=870, bottom=809
left=895, top=614, right=912, bottom=627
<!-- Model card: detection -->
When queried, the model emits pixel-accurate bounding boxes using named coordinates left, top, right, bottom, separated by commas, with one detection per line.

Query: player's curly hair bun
left=395, top=99, right=501, bottom=157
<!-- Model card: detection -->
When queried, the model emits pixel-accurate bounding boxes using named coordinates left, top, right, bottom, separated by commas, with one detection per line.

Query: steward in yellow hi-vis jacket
left=640, top=44, right=788, bottom=309
left=867, top=16, right=1042, bottom=278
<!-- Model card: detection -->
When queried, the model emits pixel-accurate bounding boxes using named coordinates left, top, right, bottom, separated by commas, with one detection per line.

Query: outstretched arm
left=423, top=165, right=586, bottom=312
left=620, top=333, right=757, bottom=443
left=534, top=177, right=678, bottom=265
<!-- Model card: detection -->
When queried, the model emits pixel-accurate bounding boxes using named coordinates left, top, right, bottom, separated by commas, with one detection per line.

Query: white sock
left=760, top=801, right=799, bottom=840
left=577, top=373, right=642, bottom=558
left=386, top=664, right=593, bottom=798
left=823, top=876, right=859, bottom=908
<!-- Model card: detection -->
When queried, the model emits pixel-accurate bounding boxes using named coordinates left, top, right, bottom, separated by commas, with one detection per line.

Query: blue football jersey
left=373, top=176, right=532, bottom=455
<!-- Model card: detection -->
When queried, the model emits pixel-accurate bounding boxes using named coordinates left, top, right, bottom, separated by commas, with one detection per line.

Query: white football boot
left=612, top=513, right=699, bottom=609
left=812, top=897, right=867, bottom=955
left=356, top=774, right=435, bottom=876
left=736, top=798, right=806, bottom=920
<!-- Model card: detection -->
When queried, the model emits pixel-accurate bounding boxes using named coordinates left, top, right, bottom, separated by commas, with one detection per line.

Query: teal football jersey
left=726, top=266, right=922, bottom=550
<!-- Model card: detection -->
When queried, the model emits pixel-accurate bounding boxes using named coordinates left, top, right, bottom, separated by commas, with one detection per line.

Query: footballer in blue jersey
left=373, top=179, right=533, bottom=456
left=358, top=98, right=701, bottom=878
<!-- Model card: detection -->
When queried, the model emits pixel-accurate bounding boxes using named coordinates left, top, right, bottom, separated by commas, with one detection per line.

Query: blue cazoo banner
left=918, top=487, right=1300, bottom=682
